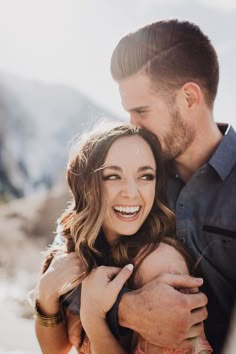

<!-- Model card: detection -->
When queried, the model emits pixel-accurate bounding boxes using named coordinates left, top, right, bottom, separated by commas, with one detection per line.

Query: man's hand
left=118, top=273, right=208, bottom=349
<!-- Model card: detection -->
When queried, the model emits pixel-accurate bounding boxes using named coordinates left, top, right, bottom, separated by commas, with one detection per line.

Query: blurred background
left=0, top=0, right=235, bottom=352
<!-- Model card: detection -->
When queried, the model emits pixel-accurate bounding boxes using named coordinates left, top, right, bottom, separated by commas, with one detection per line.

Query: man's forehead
left=118, top=73, right=153, bottom=110
left=118, top=72, right=151, bottom=93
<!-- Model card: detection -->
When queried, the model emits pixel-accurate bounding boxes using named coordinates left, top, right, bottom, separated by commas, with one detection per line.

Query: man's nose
left=130, top=112, right=140, bottom=126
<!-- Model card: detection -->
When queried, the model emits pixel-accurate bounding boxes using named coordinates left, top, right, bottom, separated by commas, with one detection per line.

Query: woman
left=35, top=124, right=211, bottom=353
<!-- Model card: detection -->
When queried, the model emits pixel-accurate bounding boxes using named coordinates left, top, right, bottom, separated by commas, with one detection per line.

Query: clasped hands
left=80, top=264, right=208, bottom=351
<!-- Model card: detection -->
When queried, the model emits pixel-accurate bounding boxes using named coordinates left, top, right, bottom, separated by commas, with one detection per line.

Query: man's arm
left=118, top=270, right=207, bottom=348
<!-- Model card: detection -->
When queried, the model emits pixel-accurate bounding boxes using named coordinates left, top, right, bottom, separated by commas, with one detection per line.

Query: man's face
left=118, top=72, right=195, bottom=160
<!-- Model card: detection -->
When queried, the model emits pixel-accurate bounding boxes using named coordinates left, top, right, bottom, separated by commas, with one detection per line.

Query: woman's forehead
left=104, top=135, right=156, bottom=167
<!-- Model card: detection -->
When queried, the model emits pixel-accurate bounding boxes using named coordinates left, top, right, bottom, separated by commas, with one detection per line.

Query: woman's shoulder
left=135, top=240, right=189, bottom=287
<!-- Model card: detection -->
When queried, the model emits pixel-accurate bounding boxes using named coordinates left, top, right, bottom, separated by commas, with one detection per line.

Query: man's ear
left=181, top=82, right=203, bottom=108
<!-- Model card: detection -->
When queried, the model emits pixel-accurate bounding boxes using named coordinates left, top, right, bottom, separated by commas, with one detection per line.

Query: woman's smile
left=112, top=205, right=141, bottom=220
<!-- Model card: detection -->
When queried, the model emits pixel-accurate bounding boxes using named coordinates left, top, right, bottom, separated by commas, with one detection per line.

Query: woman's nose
left=120, top=179, right=139, bottom=198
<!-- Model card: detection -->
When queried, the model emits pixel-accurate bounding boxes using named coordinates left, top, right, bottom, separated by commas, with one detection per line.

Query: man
left=108, top=19, right=236, bottom=353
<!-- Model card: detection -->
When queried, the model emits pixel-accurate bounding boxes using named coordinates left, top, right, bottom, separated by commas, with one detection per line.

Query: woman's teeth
left=113, top=206, right=141, bottom=217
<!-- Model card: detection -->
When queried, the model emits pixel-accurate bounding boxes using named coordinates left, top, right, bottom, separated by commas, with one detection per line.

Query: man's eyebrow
left=129, top=106, right=149, bottom=112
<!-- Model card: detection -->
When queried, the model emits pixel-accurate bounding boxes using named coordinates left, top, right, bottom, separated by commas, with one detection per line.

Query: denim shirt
left=167, top=124, right=236, bottom=353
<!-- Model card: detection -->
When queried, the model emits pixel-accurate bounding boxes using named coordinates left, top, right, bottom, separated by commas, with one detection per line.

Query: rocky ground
left=0, top=183, right=74, bottom=353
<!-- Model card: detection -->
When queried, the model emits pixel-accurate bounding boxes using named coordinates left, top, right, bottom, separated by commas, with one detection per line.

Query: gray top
left=167, top=124, right=236, bottom=353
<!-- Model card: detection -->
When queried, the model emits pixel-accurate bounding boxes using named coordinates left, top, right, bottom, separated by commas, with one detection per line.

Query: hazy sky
left=0, top=0, right=235, bottom=126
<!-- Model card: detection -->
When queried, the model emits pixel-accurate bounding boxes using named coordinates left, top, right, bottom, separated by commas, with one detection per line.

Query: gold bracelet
left=35, top=299, right=63, bottom=327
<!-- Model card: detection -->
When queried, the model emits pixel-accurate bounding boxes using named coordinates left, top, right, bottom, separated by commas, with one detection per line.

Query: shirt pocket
left=203, top=225, right=236, bottom=238
left=202, top=224, right=236, bottom=286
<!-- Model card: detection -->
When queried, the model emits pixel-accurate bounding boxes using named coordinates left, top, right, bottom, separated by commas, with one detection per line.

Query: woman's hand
left=80, top=264, right=133, bottom=327
left=37, top=251, right=84, bottom=315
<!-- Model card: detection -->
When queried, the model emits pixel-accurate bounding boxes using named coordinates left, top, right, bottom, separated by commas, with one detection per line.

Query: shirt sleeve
left=60, top=284, right=131, bottom=340
left=106, top=287, right=132, bottom=339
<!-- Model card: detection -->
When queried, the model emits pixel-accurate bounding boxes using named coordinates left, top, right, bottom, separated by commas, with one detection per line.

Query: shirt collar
left=208, top=124, right=236, bottom=180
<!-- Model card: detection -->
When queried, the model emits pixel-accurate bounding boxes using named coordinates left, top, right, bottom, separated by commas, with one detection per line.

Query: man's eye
left=137, top=111, right=146, bottom=115
left=102, top=175, right=120, bottom=180
left=140, top=174, right=155, bottom=181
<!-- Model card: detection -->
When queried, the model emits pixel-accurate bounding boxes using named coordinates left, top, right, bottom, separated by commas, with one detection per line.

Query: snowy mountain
left=0, top=73, right=118, bottom=199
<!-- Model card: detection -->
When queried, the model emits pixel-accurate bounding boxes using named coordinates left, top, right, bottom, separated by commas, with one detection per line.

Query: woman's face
left=102, top=135, right=156, bottom=244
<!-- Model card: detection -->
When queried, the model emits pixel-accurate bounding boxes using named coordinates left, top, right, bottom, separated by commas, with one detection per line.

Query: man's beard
left=162, top=108, right=195, bottom=160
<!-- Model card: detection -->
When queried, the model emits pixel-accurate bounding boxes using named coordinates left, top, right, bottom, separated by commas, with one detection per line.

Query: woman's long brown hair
left=43, top=124, right=192, bottom=283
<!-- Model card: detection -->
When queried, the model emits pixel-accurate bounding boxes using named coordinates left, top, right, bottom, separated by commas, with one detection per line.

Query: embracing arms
left=80, top=243, right=210, bottom=353
left=35, top=243, right=209, bottom=353
left=35, top=252, right=82, bottom=354
left=35, top=248, right=133, bottom=354
left=117, top=243, right=209, bottom=351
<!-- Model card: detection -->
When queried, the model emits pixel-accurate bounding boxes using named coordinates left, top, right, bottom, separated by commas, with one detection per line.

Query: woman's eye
left=140, top=174, right=155, bottom=181
left=102, top=175, right=120, bottom=180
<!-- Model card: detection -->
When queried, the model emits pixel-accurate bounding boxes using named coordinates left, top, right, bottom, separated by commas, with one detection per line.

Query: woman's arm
left=35, top=315, right=72, bottom=354
left=35, top=251, right=83, bottom=354
left=134, top=242, right=190, bottom=286
left=84, top=319, right=127, bottom=354
left=80, top=265, right=134, bottom=354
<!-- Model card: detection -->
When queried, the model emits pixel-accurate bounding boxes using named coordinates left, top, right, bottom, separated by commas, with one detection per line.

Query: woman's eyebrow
left=103, top=165, right=156, bottom=172
left=138, top=166, right=156, bottom=172
left=103, top=165, right=122, bottom=171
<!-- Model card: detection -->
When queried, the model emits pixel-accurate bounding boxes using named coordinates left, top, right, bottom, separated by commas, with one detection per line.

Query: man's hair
left=111, top=19, right=219, bottom=108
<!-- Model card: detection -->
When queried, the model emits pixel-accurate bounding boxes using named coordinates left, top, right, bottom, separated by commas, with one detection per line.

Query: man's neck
left=175, top=122, right=223, bottom=182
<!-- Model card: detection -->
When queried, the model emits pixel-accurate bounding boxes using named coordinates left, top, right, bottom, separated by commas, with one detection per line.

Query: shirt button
left=180, top=203, right=184, bottom=208
left=179, top=237, right=185, bottom=244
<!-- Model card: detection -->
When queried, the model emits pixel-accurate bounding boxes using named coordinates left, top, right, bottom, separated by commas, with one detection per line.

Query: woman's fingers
left=81, top=264, right=134, bottom=321
left=110, top=264, right=134, bottom=293
left=40, top=251, right=83, bottom=298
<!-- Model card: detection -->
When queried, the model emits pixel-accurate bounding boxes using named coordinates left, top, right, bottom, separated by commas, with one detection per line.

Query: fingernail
left=196, top=278, right=203, bottom=284
left=125, top=264, right=134, bottom=272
